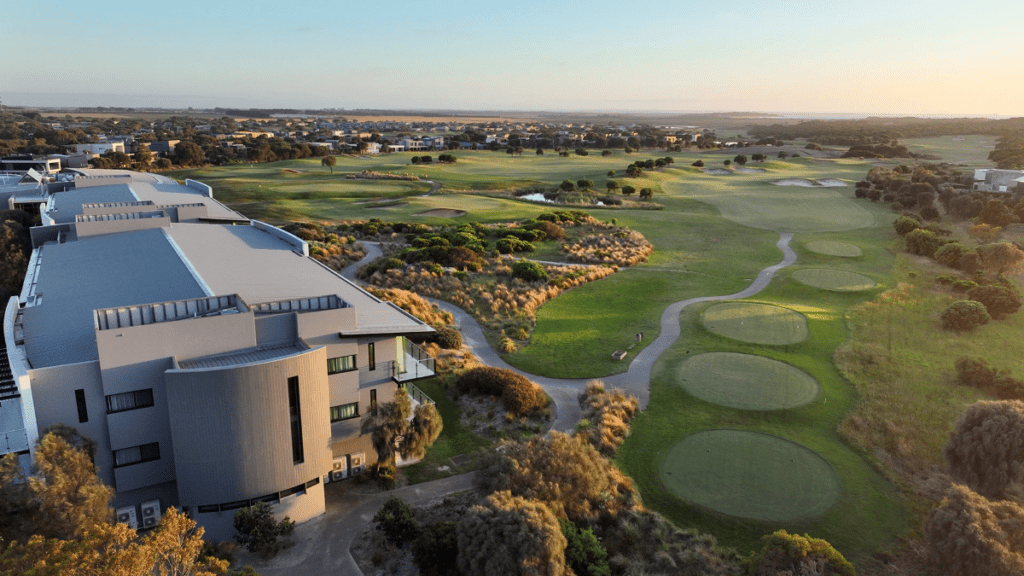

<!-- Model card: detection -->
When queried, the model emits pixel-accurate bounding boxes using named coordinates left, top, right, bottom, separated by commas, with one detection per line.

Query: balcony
left=388, top=339, right=435, bottom=383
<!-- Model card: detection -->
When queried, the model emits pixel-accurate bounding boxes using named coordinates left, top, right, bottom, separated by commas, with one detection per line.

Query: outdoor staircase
left=0, top=334, right=19, bottom=400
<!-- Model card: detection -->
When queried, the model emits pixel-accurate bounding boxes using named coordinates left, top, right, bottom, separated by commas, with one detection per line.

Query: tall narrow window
left=75, top=389, right=88, bottom=423
left=367, top=343, right=376, bottom=371
left=370, top=389, right=377, bottom=416
left=395, top=336, right=406, bottom=374
left=287, top=376, right=304, bottom=464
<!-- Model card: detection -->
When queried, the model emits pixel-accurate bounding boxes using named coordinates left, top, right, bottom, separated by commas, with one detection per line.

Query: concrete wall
left=194, top=481, right=325, bottom=542
left=75, top=214, right=171, bottom=238
left=164, top=347, right=330, bottom=507
left=255, top=313, right=297, bottom=347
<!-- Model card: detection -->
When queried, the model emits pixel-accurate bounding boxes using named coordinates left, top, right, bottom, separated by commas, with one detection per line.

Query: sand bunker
left=414, top=208, right=467, bottom=218
left=281, top=169, right=300, bottom=174
left=733, top=167, right=767, bottom=173
left=816, top=178, right=847, bottom=187
left=771, top=178, right=846, bottom=187
left=703, top=168, right=732, bottom=175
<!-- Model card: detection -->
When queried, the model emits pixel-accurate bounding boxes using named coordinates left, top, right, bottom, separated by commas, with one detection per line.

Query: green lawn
left=791, top=269, right=877, bottom=292
left=804, top=240, right=863, bottom=257
left=701, top=302, right=809, bottom=345
left=676, top=352, right=820, bottom=410
left=901, top=135, right=997, bottom=168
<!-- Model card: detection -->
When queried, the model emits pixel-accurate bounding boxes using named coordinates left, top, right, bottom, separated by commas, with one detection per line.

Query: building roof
left=21, top=228, right=208, bottom=368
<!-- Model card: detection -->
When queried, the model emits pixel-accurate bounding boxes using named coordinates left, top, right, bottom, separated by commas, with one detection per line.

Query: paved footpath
left=316, top=232, right=797, bottom=574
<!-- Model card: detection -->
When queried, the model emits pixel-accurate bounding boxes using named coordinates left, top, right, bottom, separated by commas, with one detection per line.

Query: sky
left=3, top=0, right=1023, bottom=116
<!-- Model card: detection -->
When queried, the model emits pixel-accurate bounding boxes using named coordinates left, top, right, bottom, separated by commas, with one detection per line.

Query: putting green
left=792, top=269, right=877, bottom=292
left=805, top=240, right=862, bottom=257
left=660, top=430, right=840, bottom=521
left=677, top=353, right=819, bottom=410
left=701, top=302, right=808, bottom=345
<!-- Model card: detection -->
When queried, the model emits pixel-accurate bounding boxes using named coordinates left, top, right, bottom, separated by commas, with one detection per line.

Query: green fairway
left=677, top=352, right=819, bottom=410
left=701, top=302, right=808, bottom=345
left=792, top=269, right=877, bottom=292
left=662, top=160, right=875, bottom=233
left=661, top=429, right=840, bottom=522
left=804, top=240, right=862, bottom=257
left=902, top=135, right=997, bottom=168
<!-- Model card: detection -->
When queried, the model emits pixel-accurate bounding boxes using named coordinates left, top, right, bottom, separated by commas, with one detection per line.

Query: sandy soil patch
left=413, top=208, right=467, bottom=217
left=703, top=168, right=732, bottom=175
left=281, top=168, right=300, bottom=174
left=733, top=166, right=766, bottom=173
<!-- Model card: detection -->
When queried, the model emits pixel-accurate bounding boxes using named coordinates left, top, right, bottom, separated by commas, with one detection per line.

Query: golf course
left=169, top=146, right=910, bottom=564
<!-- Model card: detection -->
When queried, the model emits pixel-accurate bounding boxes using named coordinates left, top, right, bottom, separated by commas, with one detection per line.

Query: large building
left=2, top=169, right=436, bottom=539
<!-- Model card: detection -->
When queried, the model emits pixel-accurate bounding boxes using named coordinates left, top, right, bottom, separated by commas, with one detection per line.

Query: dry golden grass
left=563, top=229, right=653, bottom=267
left=368, top=261, right=616, bottom=342
left=365, top=287, right=453, bottom=326
left=310, top=240, right=366, bottom=271
left=577, top=381, right=640, bottom=456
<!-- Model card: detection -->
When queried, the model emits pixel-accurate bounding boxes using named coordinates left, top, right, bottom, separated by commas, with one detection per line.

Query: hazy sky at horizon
left=4, top=0, right=1022, bottom=115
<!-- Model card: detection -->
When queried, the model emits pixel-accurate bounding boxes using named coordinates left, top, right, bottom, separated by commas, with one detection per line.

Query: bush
left=904, top=228, right=947, bottom=258
left=456, top=367, right=547, bottom=417
left=233, top=502, right=295, bottom=557
left=941, top=300, right=991, bottom=332
left=413, top=521, right=460, bottom=576
left=924, top=483, right=1024, bottom=575
left=561, top=520, right=610, bottom=576
left=966, top=284, right=1022, bottom=320
left=934, top=242, right=968, bottom=268
left=433, top=326, right=463, bottom=350
left=746, top=530, right=854, bottom=576
left=691, top=160, right=704, bottom=167
left=576, top=381, right=639, bottom=456
left=952, top=279, right=978, bottom=293
left=955, top=356, right=998, bottom=389
left=512, top=261, right=548, bottom=282
left=893, top=215, right=921, bottom=236
left=373, top=497, right=419, bottom=545
left=496, top=237, right=536, bottom=254
left=457, top=491, right=568, bottom=576
left=944, top=401, right=1024, bottom=499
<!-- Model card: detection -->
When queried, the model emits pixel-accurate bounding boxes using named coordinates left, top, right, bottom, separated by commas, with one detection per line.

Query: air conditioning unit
left=116, top=506, right=138, bottom=530
left=351, top=453, right=363, bottom=467
left=331, top=470, right=346, bottom=482
left=332, top=461, right=344, bottom=471
left=140, top=500, right=161, bottom=529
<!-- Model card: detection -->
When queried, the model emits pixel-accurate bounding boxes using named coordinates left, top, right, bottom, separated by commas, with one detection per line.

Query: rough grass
left=676, top=352, right=820, bottom=410
left=660, top=429, right=840, bottom=522
left=805, top=240, right=863, bottom=257
left=701, top=302, right=809, bottom=345
left=791, top=269, right=877, bottom=292
left=901, top=135, right=997, bottom=168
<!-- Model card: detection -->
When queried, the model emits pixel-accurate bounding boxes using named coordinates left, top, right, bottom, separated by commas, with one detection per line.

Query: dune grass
left=660, top=429, right=840, bottom=522
left=791, top=269, right=877, bottom=292
left=676, top=352, right=820, bottom=410
left=700, top=302, right=809, bottom=345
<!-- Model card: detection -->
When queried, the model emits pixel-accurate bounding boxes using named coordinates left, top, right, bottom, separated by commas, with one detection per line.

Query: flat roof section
left=20, top=228, right=207, bottom=368
left=48, top=185, right=139, bottom=224
left=166, top=224, right=431, bottom=334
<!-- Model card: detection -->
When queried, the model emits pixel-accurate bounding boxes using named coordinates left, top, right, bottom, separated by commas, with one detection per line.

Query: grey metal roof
left=165, top=224, right=432, bottom=334
left=49, top=186, right=139, bottom=223
left=176, top=343, right=307, bottom=370
left=20, top=228, right=207, bottom=368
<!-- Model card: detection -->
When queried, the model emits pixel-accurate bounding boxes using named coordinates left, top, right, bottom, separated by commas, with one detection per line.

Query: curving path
left=341, top=232, right=797, bottom=428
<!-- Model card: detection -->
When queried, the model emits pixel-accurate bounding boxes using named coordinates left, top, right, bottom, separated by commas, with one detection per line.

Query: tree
left=373, top=496, right=419, bottom=545
left=0, top=212, right=32, bottom=299
left=904, top=228, right=947, bottom=257
left=892, top=216, right=920, bottom=236
left=692, top=160, right=704, bottom=167
left=576, top=179, right=593, bottom=190
left=977, top=242, right=1024, bottom=275
left=172, top=141, right=205, bottom=167
left=145, top=506, right=229, bottom=576
left=600, top=150, right=611, bottom=157
left=968, top=223, right=1003, bottom=244
left=134, top=144, right=153, bottom=170
left=361, top=388, right=443, bottom=468
left=620, top=185, right=635, bottom=196
left=561, top=520, right=609, bottom=576
left=321, top=155, right=336, bottom=173
left=560, top=180, right=575, bottom=192
left=639, top=188, right=653, bottom=200
left=233, top=501, right=294, bottom=556
left=746, top=530, right=854, bottom=576
left=606, top=170, right=615, bottom=177
left=413, top=521, right=460, bottom=576
left=28, top=433, right=113, bottom=541
left=511, top=260, right=547, bottom=282
left=605, top=180, right=618, bottom=192
left=924, top=483, right=1024, bottom=575
left=457, top=491, right=568, bottom=576
left=724, top=159, right=731, bottom=166
left=941, top=300, right=991, bottom=332
left=980, top=200, right=1016, bottom=227
left=733, top=154, right=748, bottom=165
left=945, top=400, right=1024, bottom=499
left=536, top=148, right=544, bottom=155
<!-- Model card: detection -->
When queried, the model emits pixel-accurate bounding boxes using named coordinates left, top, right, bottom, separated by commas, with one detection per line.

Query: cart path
left=342, top=232, right=796, bottom=428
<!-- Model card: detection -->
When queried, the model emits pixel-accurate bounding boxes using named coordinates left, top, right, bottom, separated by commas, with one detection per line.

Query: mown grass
left=701, top=302, right=809, bottom=345
left=901, top=134, right=997, bottom=169
left=791, top=269, right=877, bottom=291
left=618, top=223, right=909, bottom=563
left=676, top=352, right=820, bottom=410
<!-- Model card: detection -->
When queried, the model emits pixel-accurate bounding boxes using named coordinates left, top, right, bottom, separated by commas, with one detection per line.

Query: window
left=330, top=402, right=359, bottom=422
left=288, top=376, right=304, bottom=464
left=367, top=343, right=375, bottom=371
left=106, top=389, right=154, bottom=414
left=75, top=389, right=88, bottom=423
left=370, top=389, right=377, bottom=416
left=326, top=355, right=356, bottom=375
left=113, top=442, right=160, bottom=468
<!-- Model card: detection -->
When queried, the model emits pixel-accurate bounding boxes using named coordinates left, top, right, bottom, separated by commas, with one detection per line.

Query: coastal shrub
left=512, top=261, right=548, bottom=282
left=966, top=284, right=1022, bottom=320
left=941, top=300, right=991, bottom=332
left=373, top=497, right=419, bottom=545
left=433, top=326, right=463, bottom=350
